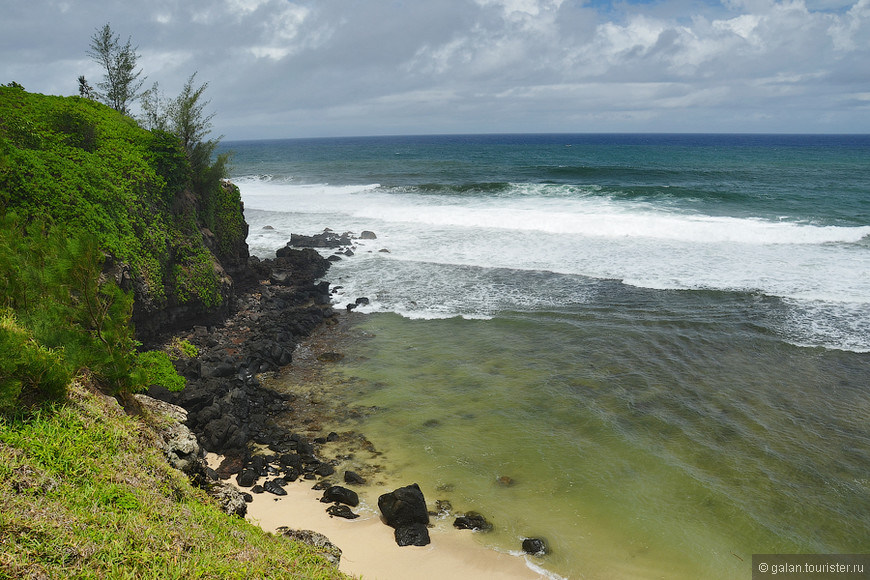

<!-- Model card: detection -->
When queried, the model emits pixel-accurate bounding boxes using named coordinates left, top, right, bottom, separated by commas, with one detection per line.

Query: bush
left=136, top=350, right=185, bottom=392
left=0, top=311, right=71, bottom=413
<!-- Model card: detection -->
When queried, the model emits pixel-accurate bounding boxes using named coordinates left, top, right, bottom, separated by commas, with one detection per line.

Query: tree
left=168, top=73, right=228, bottom=193
left=170, top=73, right=218, bottom=155
left=140, top=81, right=170, bottom=131
left=78, top=75, right=94, bottom=99
left=87, top=23, right=145, bottom=115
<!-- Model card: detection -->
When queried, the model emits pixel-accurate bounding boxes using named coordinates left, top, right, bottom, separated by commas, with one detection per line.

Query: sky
left=2, top=0, right=869, bottom=139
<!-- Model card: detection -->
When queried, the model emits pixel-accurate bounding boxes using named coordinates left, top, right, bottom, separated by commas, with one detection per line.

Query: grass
left=0, top=381, right=356, bottom=580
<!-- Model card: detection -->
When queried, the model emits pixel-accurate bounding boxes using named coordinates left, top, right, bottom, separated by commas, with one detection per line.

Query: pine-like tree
left=86, top=23, right=145, bottom=115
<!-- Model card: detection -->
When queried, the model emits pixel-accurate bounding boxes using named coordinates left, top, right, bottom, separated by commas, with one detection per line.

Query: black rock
left=394, top=523, right=431, bottom=547
left=360, top=231, right=377, bottom=240
left=209, top=362, right=237, bottom=378
left=314, top=463, right=335, bottom=477
left=236, top=468, right=258, bottom=487
left=321, top=485, right=359, bottom=507
left=326, top=504, right=360, bottom=519
left=453, top=511, right=493, bottom=532
left=263, top=479, right=288, bottom=496
left=250, top=455, right=268, bottom=475
left=287, top=231, right=353, bottom=249
left=522, top=538, right=549, bottom=555
left=279, top=453, right=303, bottom=468
left=251, top=485, right=264, bottom=494
left=344, top=471, right=366, bottom=485
left=295, top=439, right=315, bottom=456
left=378, top=484, right=429, bottom=529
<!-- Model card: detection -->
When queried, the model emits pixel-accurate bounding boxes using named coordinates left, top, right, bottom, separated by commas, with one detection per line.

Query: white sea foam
left=238, top=179, right=870, bottom=351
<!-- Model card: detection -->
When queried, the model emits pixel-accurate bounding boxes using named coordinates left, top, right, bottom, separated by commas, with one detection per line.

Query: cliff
left=0, top=85, right=252, bottom=342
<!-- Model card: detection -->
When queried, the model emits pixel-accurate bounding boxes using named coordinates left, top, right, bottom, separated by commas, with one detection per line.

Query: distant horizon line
left=220, top=131, right=870, bottom=144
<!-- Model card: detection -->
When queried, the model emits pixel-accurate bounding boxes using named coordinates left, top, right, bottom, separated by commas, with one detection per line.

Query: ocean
left=218, top=134, right=870, bottom=579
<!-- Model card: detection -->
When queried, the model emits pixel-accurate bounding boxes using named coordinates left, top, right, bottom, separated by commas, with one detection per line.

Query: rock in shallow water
left=453, top=511, right=493, bottom=532
left=522, top=537, right=549, bottom=555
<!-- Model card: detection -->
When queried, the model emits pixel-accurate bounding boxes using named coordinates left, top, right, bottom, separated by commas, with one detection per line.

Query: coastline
left=155, top=238, right=555, bottom=579
left=202, top=310, right=555, bottom=580
left=208, top=452, right=549, bottom=580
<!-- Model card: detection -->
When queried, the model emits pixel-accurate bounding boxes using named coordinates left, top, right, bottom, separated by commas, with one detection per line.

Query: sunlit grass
left=0, top=381, right=354, bottom=580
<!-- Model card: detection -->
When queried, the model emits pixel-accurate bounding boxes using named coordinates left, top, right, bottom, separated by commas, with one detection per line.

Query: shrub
left=0, top=310, right=71, bottom=413
left=136, top=350, right=185, bottom=392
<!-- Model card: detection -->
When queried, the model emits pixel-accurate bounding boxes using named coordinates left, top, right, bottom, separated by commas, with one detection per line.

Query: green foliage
left=208, top=180, right=247, bottom=257
left=170, top=245, right=222, bottom=308
left=0, top=214, right=186, bottom=403
left=136, top=351, right=185, bottom=392
left=52, top=106, right=99, bottom=152
left=0, top=311, right=72, bottom=414
left=146, top=129, right=190, bottom=202
left=0, top=87, right=235, bottom=309
left=169, top=338, right=199, bottom=359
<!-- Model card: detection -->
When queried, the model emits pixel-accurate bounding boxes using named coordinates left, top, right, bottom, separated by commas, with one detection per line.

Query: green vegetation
left=0, top=85, right=237, bottom=309
left=0, top=381, right=354, bottom=579
left=0, top=82, right=248, bottom=402
left=0, top=80, right=353, bottom=580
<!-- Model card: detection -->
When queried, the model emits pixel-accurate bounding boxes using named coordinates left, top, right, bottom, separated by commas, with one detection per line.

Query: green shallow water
left=311, top=306, right=869, bottom=580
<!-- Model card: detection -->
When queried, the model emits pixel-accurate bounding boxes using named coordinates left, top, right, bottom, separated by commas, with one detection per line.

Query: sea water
left=219, top=134, right=870, bottom=579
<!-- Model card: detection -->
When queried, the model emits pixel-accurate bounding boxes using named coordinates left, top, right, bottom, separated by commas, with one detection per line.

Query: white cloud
left=225, top=0, right=271, bottom=15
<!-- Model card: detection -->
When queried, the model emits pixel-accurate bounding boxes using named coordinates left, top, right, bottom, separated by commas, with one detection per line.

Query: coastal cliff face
left=0, top=86, right=251, bottom=341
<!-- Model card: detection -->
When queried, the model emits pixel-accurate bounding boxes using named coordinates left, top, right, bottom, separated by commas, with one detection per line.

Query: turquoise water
left=220, top=134, right=870, bottom=578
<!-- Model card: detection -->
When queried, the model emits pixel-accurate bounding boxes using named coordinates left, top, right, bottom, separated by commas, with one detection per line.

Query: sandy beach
left=209, top=455, right=549, bottom=580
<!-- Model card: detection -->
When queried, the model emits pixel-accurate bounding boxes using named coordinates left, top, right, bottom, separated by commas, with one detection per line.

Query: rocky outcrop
left=151, top=246, right=335, bottom=457
left=133, top=393, right=247, bottom=518
left=277, top=528, right=342, bottom=567
left=287, top=230, right=353, bottom=249
left=132, top=184, right=254, bottom=343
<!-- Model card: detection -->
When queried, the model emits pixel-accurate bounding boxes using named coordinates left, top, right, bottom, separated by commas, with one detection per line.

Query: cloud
left=1, top=0, right=868, bottom=137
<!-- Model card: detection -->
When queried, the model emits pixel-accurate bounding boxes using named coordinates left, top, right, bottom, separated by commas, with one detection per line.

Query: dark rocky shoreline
left=144, top=229, right=548, bottom=558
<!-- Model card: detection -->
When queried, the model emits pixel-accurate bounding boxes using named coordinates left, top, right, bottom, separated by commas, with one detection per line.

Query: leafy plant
left=136, top=351, right=185, bottom=392
left=0, top=311, right=71, bottom=414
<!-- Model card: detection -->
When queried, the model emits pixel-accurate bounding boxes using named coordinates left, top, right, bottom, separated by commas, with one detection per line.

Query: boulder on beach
left=378, top=483, right=431, bottom=546
left=321, top=485, right=360, bottom=507
left=378, top=483, right=429, bottom=528
left=394, top=523, right=430, bottom=546
left=326, top=504, right=360, bottom=519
